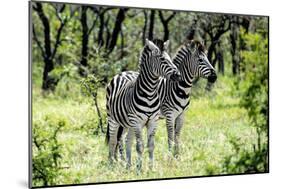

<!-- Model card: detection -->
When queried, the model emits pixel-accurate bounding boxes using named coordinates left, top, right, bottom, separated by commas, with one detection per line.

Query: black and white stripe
left=118, top=40, right=217, bottom=158
left=105, top=39, right=180, bottom=170
left=158, top=40, right=217, bottom=156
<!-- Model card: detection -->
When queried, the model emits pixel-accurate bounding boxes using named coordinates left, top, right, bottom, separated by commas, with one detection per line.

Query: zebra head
left=186, top=40, right=217, bottom=83
left=144, top=39, right=181, bottom=81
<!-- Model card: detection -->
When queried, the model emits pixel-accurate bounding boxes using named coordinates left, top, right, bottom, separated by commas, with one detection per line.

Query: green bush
left=240, top=32, right=268, bottom=136
left=224, top=31, right=268, bottom=174
left=32, top=116, right=66, bottom=186
left=80, top=75, right=105, bottom=135
left=222, top=137, right=268, bottom=174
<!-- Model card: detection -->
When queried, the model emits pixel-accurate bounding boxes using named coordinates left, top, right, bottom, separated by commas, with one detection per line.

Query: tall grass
left=32, top=75, right=264, bottom=187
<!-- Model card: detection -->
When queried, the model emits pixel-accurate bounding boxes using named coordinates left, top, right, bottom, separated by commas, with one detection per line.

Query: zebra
left=117, top=40, right=217, bottom=160
left=105, top=39, right=181, bottom=171
left=158, top=40, right=217, bottom=156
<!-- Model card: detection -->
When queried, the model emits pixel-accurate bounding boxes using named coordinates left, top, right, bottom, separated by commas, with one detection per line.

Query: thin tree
left=142, top=10, right=148, bottom=45
left=33, top=3, right=75, bottom=91
left=106, top=8, right=128, bottom=55
left=148, top=10, right=155, bottom=40
left=158, top=11, right=176, bottom=41
left=79, top=6, right=99, bottom=76
left=199, top=15, right=232, bottom=90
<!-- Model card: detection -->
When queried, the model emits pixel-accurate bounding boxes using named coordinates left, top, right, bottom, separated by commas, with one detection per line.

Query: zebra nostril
left=171, top=71, right=181, bottom=81
left=208, top=70, right=217, bottom=83
left=176, top=72, right=181, bottom=79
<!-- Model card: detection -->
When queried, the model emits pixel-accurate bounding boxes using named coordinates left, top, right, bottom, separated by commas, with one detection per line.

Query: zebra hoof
left=136, top=168, right=143, bottom=175
left=126, top=163, right=132, bottom=170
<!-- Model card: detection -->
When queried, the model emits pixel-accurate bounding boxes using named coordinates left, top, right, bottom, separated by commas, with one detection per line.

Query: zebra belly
left=109, top=103, right=160, bottom=129
left=161, top=98, right=190, bottom=119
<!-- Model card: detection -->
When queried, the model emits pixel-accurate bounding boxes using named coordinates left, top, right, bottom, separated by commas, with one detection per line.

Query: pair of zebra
left=105, top=38, right=217, bottom=171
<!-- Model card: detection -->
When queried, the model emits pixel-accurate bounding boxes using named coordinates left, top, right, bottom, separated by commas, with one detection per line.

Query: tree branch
left=106, top=8, right=128, bottom=55
left=166, top=11, right=176, bottom=22
left=34, top=2, right=52, bottom=60
left=158, top=11, right=165, bottom=23
left=88, top=11, right=99, bottom=35
left=32, top=23, right=45, bottom=58
left=51, top=5, right=68, bottom=60
left=52, top=4, right=66, bottom=23
left=158, top=11, right=176, bottom=24
left=51, top=22, right=65, bottom=60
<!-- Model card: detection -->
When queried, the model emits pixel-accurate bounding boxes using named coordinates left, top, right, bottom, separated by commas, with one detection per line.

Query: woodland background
left=31, top=2, right=268, bottom=187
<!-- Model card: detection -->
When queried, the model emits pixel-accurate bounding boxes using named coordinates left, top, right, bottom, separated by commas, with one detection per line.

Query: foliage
left=32, top=76, right=267, bottom=187
left=87, top=47, right=120, bottom=83
left=32, top=116, right=66, bottom=186
left=80, top=74, right=101, bottom=98
left=226, top=31, right=269, bottom=173
left=240, top=32, right=268, bottom=136
left=80, top=74, right=105, bottom=134
left=31, top=1, right=269, bottom=187
left=222, top=138, right=268, bottom=174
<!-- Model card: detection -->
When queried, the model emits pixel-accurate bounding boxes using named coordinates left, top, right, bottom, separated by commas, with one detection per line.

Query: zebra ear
left=145, top=38, right=160, bottom=54
left=201, top=40, right=205, bottom=47
left=164, top=40, right=170, bottom=51
left=188, top=40, right=196, bottom=53
left=190, top=41, right=195, bottom=49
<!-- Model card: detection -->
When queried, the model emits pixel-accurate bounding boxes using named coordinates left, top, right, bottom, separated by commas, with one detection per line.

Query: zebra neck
left=173, top=48, right=194, bottom=88
left=178, top=61, right=193, bottom=88
left=134, top=70, right=159, bottom=97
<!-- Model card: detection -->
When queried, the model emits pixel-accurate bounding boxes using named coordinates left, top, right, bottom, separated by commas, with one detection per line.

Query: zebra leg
left=134, top=126, right=144, bottom=172
left=108, top=118, right=119, bottom=163
left=117, top=127, right=127, bottom=162
left=166, top=116, right=176, bottom=153
left=174, top=113, right=184, bottom=157
left=118, top=141, right=125, bottom=161
left=125, top=128, right=134, bottom=168
left=147, top=120, right=157, bottom=169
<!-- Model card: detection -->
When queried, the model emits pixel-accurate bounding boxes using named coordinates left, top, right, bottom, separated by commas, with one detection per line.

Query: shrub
left=225, top=31, right=269, bottom=174
left=32, top=116, right=66, bottom=186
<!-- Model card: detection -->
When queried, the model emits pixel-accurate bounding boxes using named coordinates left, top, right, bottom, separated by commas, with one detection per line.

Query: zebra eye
left=198, top=58, right=203, bottom=63
left=152, top=49, right=161, bottom=56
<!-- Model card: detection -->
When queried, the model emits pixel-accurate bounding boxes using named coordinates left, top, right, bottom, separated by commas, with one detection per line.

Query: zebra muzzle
left=170, top=71, right=182, bottom=82
left=207, top=71, right=217, bottom=83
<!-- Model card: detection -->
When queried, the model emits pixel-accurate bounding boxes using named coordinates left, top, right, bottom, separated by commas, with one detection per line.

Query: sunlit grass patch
left=32, top=76, right=264, bottom=186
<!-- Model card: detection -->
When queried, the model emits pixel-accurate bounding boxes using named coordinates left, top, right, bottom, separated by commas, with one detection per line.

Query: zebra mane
left=138, top=38, right=165, bottom=70
left=176, top=40, right=206, bottom=54
left=142, top=38, right=165, bottom=53
left=172, top=40, right=206, bottom=68
left=151, top=39, right=165, bottom=52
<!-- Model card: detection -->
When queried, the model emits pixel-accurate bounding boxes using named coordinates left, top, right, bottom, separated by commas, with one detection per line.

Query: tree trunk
left=230, top=24, right=239, bottom=75
left=158, top=11, right=176, bottom=41
left=98, top=10, right=105, bottom=47
left=105, top=15, right=111, bottom=49
left=218, top=51, right=224, bottom=74
left=163, top=26, right=169, bottom=41
left=80, top=6, right=89, bottom=76
left=142, top=10, right=148, bottom=45
left=106, top=8, right=128, bottom=55
left=42, top=58, right=56, bottom=90
left=186, top=19, right=197, bottom=40
left=33, top=2, right=71, bottom=91
left=207, top=42, right=216, bottom=67
left=93, top=93, right=104, bottom=134
left=34, top=3, right=56, bottom=91
left=120, top=27, right=125, bottom=59
left=148, top=10, right=155, bottom=40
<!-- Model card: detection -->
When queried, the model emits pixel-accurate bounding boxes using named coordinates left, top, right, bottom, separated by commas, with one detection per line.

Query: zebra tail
left=117, top=126, right=123, bottom=143
left=105, top=123, right=123, bottom=145
left=105, top=122, right=110, bottom=145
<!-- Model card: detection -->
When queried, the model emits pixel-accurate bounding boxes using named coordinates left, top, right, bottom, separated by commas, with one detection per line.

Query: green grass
left=32, top=75, right=263, bottom=186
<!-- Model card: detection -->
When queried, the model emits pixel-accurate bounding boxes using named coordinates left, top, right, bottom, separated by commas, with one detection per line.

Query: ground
left=32, top=75, right=261, bottom=186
